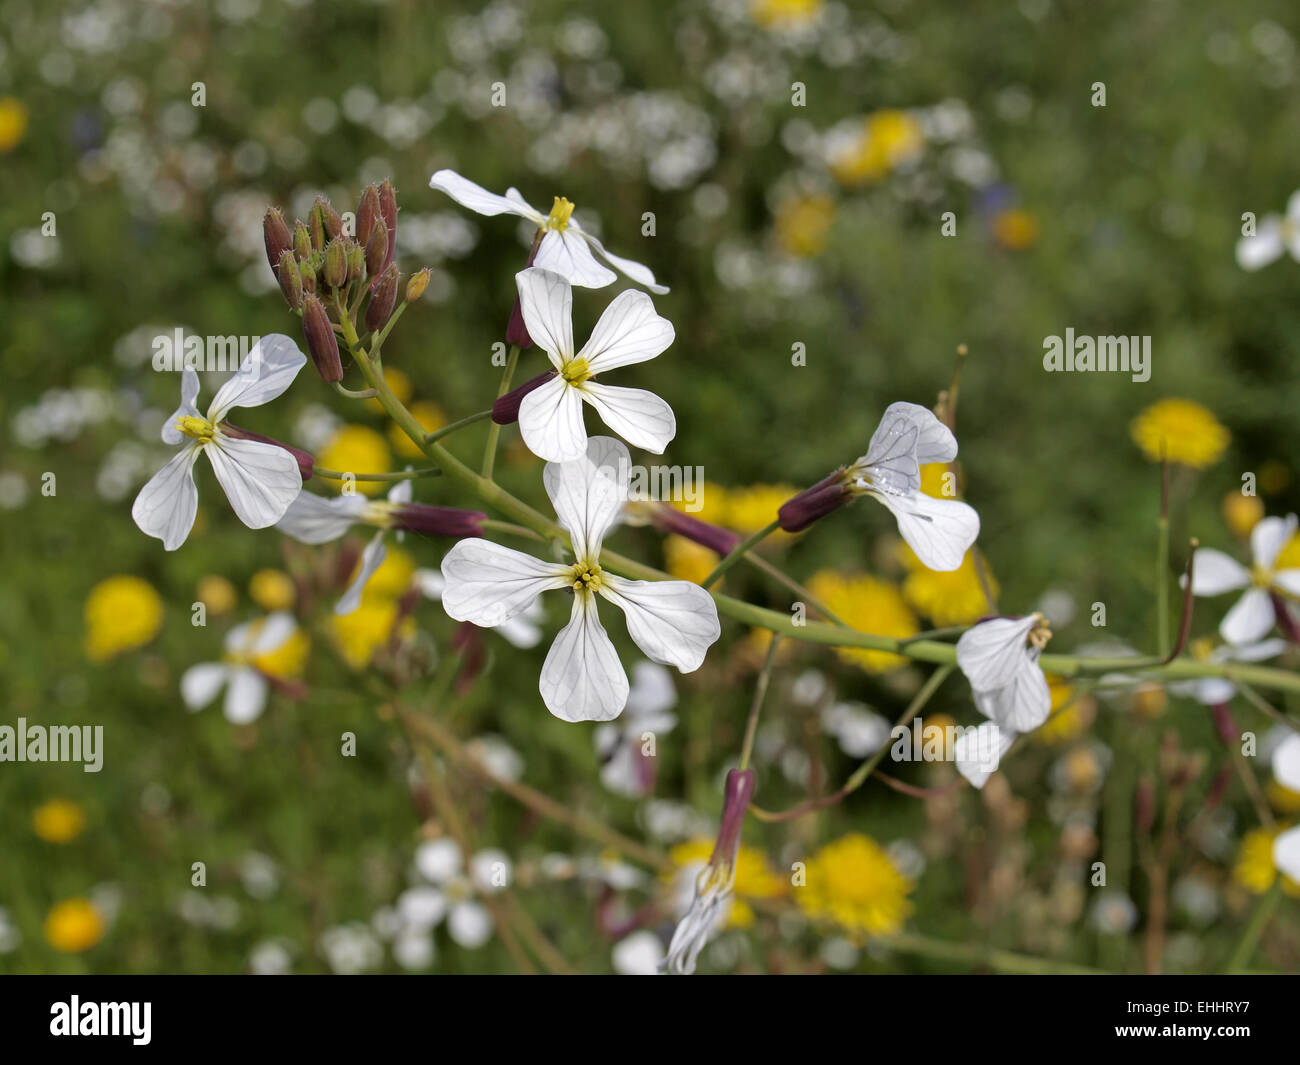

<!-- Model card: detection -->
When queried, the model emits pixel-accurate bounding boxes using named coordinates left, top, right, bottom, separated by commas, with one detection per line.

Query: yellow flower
left=248, top=569, right=296, bottom=611
left=44, top=898, right=106, bottom=953
left=33, top=800, right=86, bottom=843
left=1233, top=826, right=1300, bottom=896
left=774, top=194, right=836, bottom=258
left=1129, top=681, right=1167, bottom=720
left=196, top=575, right=238, bottom=615
left=358, top=546, right=416, bottom=600
left=84, top=576, right=163, bottom=662
left=0, top=97, right=28, bottom=152
left=1274, top=533, right=1300, bottom=572
left=330, top=600, right=412, bottom=669
left=1268, top=779, right=1300, bottom=815
left=726, top=483, right=798, bottom=536
left=751, top=0, right=823, bottom=28
left=664, top=535, right=719, bottom=585
left=806, top=571, right=918, bottom=673
left=249, top=626, right=310, bottom=680
left=673, top=481, right=730, bottom=526
left=1036, top=680, right=1096, bottom=744
left=1258, top=460, right=1290, bottom=495
left=918, top=713, right=958, bottom=760
left=390, top=400, right=447, bottom=459
left=992, top=208, right=1040, bottom=251
left=797, top=833, right=913, bottom=938
left=317, top=425, right=392, bottom=497
left=830, top=110, right=924, bottom=186
left=1130, top=399, right=1229, bottom=469
left=900, top=546, right=994, bottom=626
left=1222, top=492, right=1264, bottom=539
left=669, top=838, right=784, bottom=928
left=365, top=366, right=413, bottom=414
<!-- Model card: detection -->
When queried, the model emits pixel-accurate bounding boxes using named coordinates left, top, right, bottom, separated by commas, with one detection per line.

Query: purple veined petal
left=956, top=615, right=1039, bottom=691
left=539, top=593, right=629, bottom=722
left=132, top=443, right=202, bottom=551
left=954, top=721, right=1016, bottom=789
left=577, top=289, right=674, bottom=373
left=518, top=374, right=587, bottom=462
left=881, top=401, right=958, bottom=465
left=598, top=574, right=720, bottom=673
left=439, top=538, right=571, bottom=628
left=532, top=228, right=617, bottom=289
left=205, top=435, right=303, bottom=529
left=207, top=334, right=308, bottom=421
left=428, top=169, right=543, bottom=223
left=515, top=267, right=574, bottom=365
left=542, top=436, right=630, bottom=561
left=161, top=368, right=203, bottom=445
left=872, top=490, right=979, bottom=573
left=579, top=382, right=676, bottom=455
left=973, top=655, right=1051, bottom=732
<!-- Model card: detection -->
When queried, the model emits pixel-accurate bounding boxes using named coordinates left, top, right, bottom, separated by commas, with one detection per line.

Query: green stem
left=884, top=931, right=1104, bottom=975
left=1156, top=459, right=1171, bottom=654
left=739, top=636, right=781, bottom=771
left=481, top=344, right=520, bottom=479
left=314, top=466, right=441, bottom=482
left=741, top=552, right=849, bottom=627
left=702, top=519, right=781, bottom=589
left=426, top=410, right=492, bottom=445
left=332, top=381, right=377, bottom=400
left=1226, top=878, right=1283, bottom=973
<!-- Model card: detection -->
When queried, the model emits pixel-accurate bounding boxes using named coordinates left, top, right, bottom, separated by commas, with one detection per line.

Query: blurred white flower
left=180, top=613, right=300, bottom=724
left=1185, top=516, right=1300, bottom=644
left=595, top=661, right=678, bottom=797
left=1236, top=191, right=1300, bottom=270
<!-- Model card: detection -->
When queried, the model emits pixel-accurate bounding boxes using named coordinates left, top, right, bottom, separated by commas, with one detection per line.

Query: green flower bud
left=308, top=204, right=326, bottom=251
left=278, top=250, right=303, bottom=308
left=301, top=296, right=342, bottom=383
left=346, top=242, right=366, bottom=285
left=293, top=221, right=312, bottom=261
left=299, top=257, right=317, bottom=295
left=366, top=264, right=399, bottom=334
left=365, top=218, right=389, bottom=277
left=323, top=238, right=349, bottom=290
left=405, top=267, right=431, bottom=303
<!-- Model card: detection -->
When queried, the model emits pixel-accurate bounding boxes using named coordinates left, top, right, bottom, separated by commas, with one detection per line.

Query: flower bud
left=405, top=267, right=431, bottom=303
left=220, top=423, right=315, bottom=480
left=356, top=184, right=380, bottom=246
left=293, top=221, right=312, bottom=261
left=301, top=295, right=343, bottom=383
left=777, top=469, right=850, bottom=533
left=505, top=232, right=542, bottom=348
left=378, top=179, right=398, bottom=269
left=390, top=504, right=487, bottom=539
left=346, top=242, right=366, bottom=285
left=263, top=208, right=292, bottom=276
left=278, top=250, right=303, bottom=309
left=308, top=205, right=326, bottom=252
left=323, top=237, right=349, bottom=290
left=647, top=504, right=740, bottom=556
left=365, top=264, right=399, bottom=333
left=298, top=257, right=317, bottom=295
left=492, top=370, right=556, bottom=424
left=313, top=195, right=344, bottom=241
left=365, top=218, right=389, bottom=278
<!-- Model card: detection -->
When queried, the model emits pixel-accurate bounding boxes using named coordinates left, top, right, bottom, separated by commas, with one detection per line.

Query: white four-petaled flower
left=180, top=612, right=301, bottom=724
left=428, top=169, right=668, bottom=292
left=1185, top=514, right=1300, bottom=645
left=132, top=334, right=308, bottom=550
left=514, top=267, right=677, bottom=462
left=439, top=437, right=721, bottom=722
left=1235, top=191, right=1300, bottom=271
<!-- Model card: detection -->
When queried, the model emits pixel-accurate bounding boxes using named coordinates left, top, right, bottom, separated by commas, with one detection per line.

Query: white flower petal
left=336, top=533, right=387, bottom=616
left=396, top=887, right=448, bottom=931
left=439, top=538, right=570, bottom=627
left=161, top=368, right=202, bottom=445
left=579, top=229, right=669, bottom=294
left=428, top=169, right=541, bottom=221
left=180, top=663, right=228, bottom=711
left=954, top=721, right=1015, bottom=789
left=1236, top=216, right=1284, bottom=271
left=1215, top=637, right=1287, bottom=664
left=539, top=594, right=628, bottom=722
left=627, top=661, right=679, bottom=718
left=1273, top=569, right=1300, bottom=598
left=542, top=435, right=630, bottom=561
left=1220, top=587, right=1276, bottom=645
left=1192, top=677, right=1237, bottom=705
left=973, top=655, right=1051, bottom=732
left=578, top=289, right=674, bottom=373
left=206, top=436, right=303, bottom=529
left=1186, top=548, right=1252, bottom=596
left=599, top=574, right=720, bottom=673
left=447, top=900, right=494, bottom=949
left=518, top=374, right=587, bottom=462
left=414, top=568, right=445, bottom=600
left=207, top=334, right=307, bottom=421
left=956, top=615, right=1038, bottom=691
left=469, top=849, right=512, bottom=894
left=857, top=402, right=950, bottom=494
left=580, top=382, right=676, bottom=455
left=497, top=613, right=543, bottom=649
left=1273, top=824, right=1300, bottom=883
left=1252, top=514, right=1298, bottom=573
left=132, top=444, right=202, bottom=551
left=533, top=229, right=617, bottom=288
left=515, top=267, right=574, bottom=363
left=415, top=839, right=462, bottom=884
left=276, top=491, right=367, bottom=544
left=249, top=612, right=297, bottom=655
left=224, top=667, right=268, bottom=724
left=1273, top=733, right=1300, bottom=793
left=873, top=490, right=979, bottom=572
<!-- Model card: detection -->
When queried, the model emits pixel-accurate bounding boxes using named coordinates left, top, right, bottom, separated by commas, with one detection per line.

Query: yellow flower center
left=1251, top=563, right=1274, bottom=588
left=571, top=561, right=604, bottom=593
left=560, top=357, right=592, bottom=384
left=176, top=414, right=216, bottom=441
left=545, top=196, right=575, bottom=231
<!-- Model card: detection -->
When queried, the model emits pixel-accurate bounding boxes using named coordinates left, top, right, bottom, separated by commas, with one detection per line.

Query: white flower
left=396, top=839, right=510, bottom=950
left=179, top=612, right=300, bottom=724
left=613, top=931, right=665, bottom=975
left=1273, top=730, right=1300, bottom=794
left=821, top=701, right=892, bottom=758
left=956, top=614, right=1052, bottom=733
left=847, top=402, right=980, bottom=571
left=1168, top=638, right=1287, bottom=705
left=1275, top=825, right=1300, bottom=883
left=513, top=267, right=676, bottom=462
left=428, top=168, right=668, bottom=292
left=132, top=334, right=307, bottom=550
left=440, top=437, right=721, bottom=722
left=415, top=569, right=544, bottom=649
left=1185, top=515, right=1300, bottom=644
left=1235, top=191, right=1300, bottom=271
left=664, top=859, right=732, bottom=975
left=595, top=661, right=678, bottom=797
left=953, top=721, right=1015, bottom=790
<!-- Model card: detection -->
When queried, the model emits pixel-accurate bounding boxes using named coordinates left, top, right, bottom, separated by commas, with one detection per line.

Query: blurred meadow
left=2, top=0, right=1300, bottom=974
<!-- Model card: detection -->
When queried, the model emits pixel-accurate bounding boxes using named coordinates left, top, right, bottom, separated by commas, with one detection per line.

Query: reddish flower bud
left=777, top=469, right=850, bottom=533
left=301, top=295, right=343, bottom=383
left=648, top=504, right=740, bottom=556
left=710, top=768, right=757, bottom=867
left=365, top=218, right=389, bottom=278
left=323, top=237, right=349, bottom=290
left=298, top=257, right=317, bottom=295
left=492, top=370, right=556, bottom=424
left=366, top=264, right=399, bottom=333
left=356, top=183, right=381, bottom=246
left=292, top=221, right=312, bottom=261
left=263, top=208, right=292, bottom=276
left=278, top=250, right=303, bottom=309
left=313, top=196, right=344, bottom=241
left=308, top=205, right=326, bottom=252
left=505, top=231, right=543, bottom=348
left=390, top=504, right=487, bottom=539
left=378, top=179, right=398, bottom=270
left=220, top=422, right=315, bottom=480
left=346, top=242, right=366, bottom=285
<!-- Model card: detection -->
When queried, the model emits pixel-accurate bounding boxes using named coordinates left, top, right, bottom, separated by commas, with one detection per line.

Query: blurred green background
left=2, top=0, right=1299, bottom=974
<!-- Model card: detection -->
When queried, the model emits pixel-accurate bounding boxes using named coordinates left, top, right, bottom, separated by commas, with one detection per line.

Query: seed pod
left=405, top=267, right=430, bottom=302
left=301, top=296, right=342, bottom=382
left=365, top=264, right=399, bottom=333
left=378, top=179, right=398, bottom=269
left=323, top=238, right=349, bottom=290
left=278, top=250, right=303, bottom=309
left=647, top=504, right=741, bottom=556
left=263, top=208, right=292, bottom=276
left=346, top=242, right=366, bottom=285
left=365, top=218, right=389, bottom=278
left=293, top=221, right=312, bottom=261
left=356, top=184, right=380, bottom=246
left=777, top=470, right=851, bottom=532
left=390, top=504, right=488, bottom=539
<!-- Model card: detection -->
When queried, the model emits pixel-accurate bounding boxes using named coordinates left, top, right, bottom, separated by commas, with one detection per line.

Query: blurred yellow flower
left=1274, top=532, right=1300, bottom=572
left=774, top=194, right=836, bottom=258
left=0, top=97, right=28, bottom=152
left=1221, top=492, right=1264, bottom=539
left=1268, top=779, right=1300, bottom=816
left=248, top=569, right=296, bottom=611
left=33, top=800, right=86, bottom=843
left=664, top=535, right=719, bottom=585
left=330, top=600, right=411, bottom=669
left=248, top=626, right=309, bottom=679
left=390, top=400, right=447, bottom=459
left=726, top=483, right=798, bottom=536
left=1233, top=825, right=1300, bottom=897
left=669, top=838, right=784, bottom=928
left=44, top=898, right=105, bottom=953
left=751, top=0, right=822, bottom=28
left=797, top=833, right=913, bottom=938
left=1036, top=680, right=1095, bottom=744
left=830, top=110, right=923, bottom=186
left=1131, top=399, right=1229, bottom=469
left=358, top=546, right=416, bottom=600
left=1129, top=681, right=1167, bottom=720
left=674, top=481, right=730, bottom=526
left=196, top=575, right=237, bottom=615
left=365, top=366, right=413, bottom=414
left=807, top=571, right=918, bottom=673
left=1258, top=460, right=1290, bottom=495
left=992, top=208, right=1040, bottom=250
left=84, top=576, right=163, bottom=662
left=900, top=546, right=994, bottom=625
left=317, top=425, right=392, bottom=496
